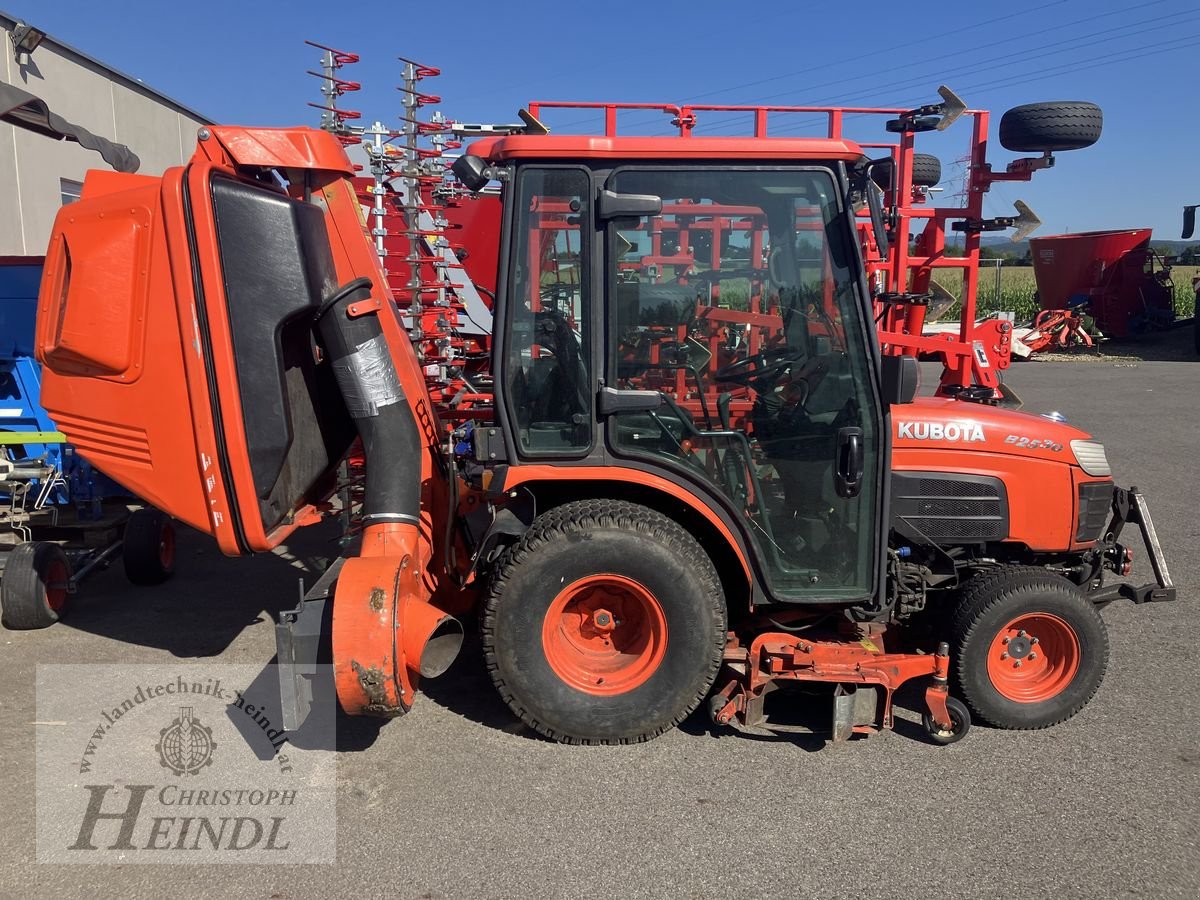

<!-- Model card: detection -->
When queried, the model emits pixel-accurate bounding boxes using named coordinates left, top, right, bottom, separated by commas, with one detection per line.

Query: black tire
left=1193, top=291, right=1200, bottom=356
left=1, top=542, right=72, bottom=629
left=950, top=567, right=1108, bottom=729
left=871, top=153, right=941, bottom=189
left=998, top=101, right=1102, bottom=153
left=923, top=695, right=971, bottom=745
left=482, top=499, right=727, bottom=744
left=123, top=507, right=176, bottom=586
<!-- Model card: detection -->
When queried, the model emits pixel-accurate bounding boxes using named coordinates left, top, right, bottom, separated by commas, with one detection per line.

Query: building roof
left=0, top=9, right=211, bottom=123
left=466, top=134, right=866, bottom=163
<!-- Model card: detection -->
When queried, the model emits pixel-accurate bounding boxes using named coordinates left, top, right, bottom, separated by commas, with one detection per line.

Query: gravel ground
left=0, top=355, right=1197, bottom=899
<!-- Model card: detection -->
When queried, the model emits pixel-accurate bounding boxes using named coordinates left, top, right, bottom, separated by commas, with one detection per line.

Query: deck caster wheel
left=922, top=695, right=971, bottom=745
left=1, top=541, right=72, bottom=629
left=123, top=508, right=176, bottom=586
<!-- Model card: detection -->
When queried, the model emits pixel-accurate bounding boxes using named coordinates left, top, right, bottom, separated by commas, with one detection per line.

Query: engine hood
left=893, top=397, right=1094, bottom=466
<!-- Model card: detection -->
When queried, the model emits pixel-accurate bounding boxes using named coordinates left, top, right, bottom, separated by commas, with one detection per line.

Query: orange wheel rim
left=987, top=613, right=1080, bottom=702
left=45, top=559, right=68, bottom=613
left=541, top=574, right=667, bottom=696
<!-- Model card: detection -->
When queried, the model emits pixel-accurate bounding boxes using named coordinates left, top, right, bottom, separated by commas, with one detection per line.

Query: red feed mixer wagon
left=1030, top=228, right=1176, bottom=339
left=23, top=79, right=1175, bottom=747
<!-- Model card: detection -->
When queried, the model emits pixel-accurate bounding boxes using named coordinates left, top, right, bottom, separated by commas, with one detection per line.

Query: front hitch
left=1091, top=487, right=1176, bottom=606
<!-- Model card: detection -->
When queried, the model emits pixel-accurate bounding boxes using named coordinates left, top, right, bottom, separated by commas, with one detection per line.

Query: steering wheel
left=714, top=347, right=802, bottom=386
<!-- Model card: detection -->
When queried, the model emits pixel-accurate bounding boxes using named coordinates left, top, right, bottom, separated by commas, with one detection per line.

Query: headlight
left=1070, top=439, right=1111, bottom=476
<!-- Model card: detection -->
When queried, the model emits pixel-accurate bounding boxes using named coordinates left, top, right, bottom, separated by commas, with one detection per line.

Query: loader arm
left=35, top=125, right=463, bottom=723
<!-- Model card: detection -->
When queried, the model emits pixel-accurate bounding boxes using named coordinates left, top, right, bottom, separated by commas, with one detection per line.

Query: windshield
left=607, top=167, right=880, bottom=600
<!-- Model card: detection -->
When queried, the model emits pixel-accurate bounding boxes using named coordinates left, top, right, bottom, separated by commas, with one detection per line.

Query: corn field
left=938, top=264, right=1198, bottom=325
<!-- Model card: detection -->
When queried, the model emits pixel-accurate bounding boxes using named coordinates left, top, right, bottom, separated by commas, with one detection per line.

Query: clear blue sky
left=5, top=0, right=1195, bottom=237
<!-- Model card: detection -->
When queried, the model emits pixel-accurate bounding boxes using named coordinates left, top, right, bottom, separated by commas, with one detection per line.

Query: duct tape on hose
left=332, top=335, right=404, bottom=417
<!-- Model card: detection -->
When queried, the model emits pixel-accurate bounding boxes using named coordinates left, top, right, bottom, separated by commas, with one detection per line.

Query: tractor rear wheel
left=482, top=499, right=727, bottom=744
left=998, top=101, right=1103, bottom=153
left=1, top=541, right=72, bottom=629
left=123, top=507, right=176, bottom=586
left=950, top=567, right=1108, bottom=729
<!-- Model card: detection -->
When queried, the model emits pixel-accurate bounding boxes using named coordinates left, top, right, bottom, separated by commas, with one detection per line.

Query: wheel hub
left=1006, top=635, right=1033, bottom=659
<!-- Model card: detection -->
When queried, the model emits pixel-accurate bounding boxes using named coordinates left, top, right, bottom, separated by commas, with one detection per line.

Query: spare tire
left=999, top=101, right=1102, bottom=153
left=871, top=153, right=941, bottom=189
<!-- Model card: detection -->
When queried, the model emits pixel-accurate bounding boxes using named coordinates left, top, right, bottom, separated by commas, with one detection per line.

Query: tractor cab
left=459, top=135, right=889, bottom=603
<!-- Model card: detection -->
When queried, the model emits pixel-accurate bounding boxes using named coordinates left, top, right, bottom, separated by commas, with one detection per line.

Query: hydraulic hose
left=315, top=278, right=421, bottom=527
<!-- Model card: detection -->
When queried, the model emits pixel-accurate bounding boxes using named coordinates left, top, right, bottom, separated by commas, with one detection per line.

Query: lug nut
left=1014, top=660, right=1023, bottom=668
left=1028, top=652, right=1037, bottom=661
left=1018, top=630, right=1028, bottom=638
left=1002, top=636, right=1010, bottom=645
left=1030, top=636, right=1039, bottom=645
left=1000, top=652, right=1009, bottom=660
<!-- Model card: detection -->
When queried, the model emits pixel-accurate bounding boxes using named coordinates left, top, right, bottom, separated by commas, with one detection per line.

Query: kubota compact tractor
left=29, top=90, right=1174, bottom=746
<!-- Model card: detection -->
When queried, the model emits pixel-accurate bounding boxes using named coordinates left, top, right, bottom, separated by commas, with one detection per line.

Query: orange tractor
left=29, top=92, right=1173, bottom=746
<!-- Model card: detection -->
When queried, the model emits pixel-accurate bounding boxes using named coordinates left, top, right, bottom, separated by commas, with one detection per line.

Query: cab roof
left=465, top=134, right=866, bottom=163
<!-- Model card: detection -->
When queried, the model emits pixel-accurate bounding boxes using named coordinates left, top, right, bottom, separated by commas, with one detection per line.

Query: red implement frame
left=527, top=99, right=1051, bottom=396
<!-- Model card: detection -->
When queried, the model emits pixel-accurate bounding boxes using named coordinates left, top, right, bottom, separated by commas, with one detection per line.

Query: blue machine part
left=0, top=260, right=130, bottom=518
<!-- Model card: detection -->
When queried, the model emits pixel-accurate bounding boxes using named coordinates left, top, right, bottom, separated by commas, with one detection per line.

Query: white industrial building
left=0, top=11, right=209, bottom=256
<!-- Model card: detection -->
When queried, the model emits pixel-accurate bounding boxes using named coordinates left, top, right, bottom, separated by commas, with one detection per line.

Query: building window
left=60, top=178, right=83, bottom=206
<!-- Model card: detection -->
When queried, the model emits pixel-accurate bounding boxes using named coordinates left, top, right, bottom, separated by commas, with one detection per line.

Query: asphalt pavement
left=1, top=344, right=1197, bottom=899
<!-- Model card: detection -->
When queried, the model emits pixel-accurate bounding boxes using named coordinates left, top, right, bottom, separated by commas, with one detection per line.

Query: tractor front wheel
left=1, top=541, right=72, bottom=630
left=482, top=499, right=727, bottom=744
left=950, top=567, right=1109, bottom=729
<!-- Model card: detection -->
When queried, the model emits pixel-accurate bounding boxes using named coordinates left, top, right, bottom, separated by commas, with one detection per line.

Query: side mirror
left=859, top=163, right=891, bottom=259
left=880, top=355, right=920, bottom=405
left=451, top=155, right=491, bottom=192
left=597, top=386, right=663, bottom=416
left=597, top=190, right=661, bottom=221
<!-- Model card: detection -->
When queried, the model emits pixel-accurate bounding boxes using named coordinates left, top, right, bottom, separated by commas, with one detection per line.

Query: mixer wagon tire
left=998, top=102, right=1103, bottom=153
left=1, top=541, right=71, bottom=629
left=482, top=499, right=727, bottom=744
left=950, top=567, right=1108, bottom=729
left=123, top=508, right=176, bottom=586
left=1193, top=298, right=1200, bottom=355
left=871, top=153, right=942, bottom=189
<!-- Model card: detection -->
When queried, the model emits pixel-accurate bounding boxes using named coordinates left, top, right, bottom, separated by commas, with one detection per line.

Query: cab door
left=602, top=166, right=885, bottom=602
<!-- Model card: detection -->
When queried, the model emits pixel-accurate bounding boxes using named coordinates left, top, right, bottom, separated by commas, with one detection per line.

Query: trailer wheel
left=1, top=541, right=72, bottom=629
left=998, top=101, right=1103, bottom=153
left=871, top=153, right=942, bottom=189
left=950, top=567, right=1108, bottom=729
left=123, top=508, right=176, bottom=586
left=482, top=499, right=727, bottom=744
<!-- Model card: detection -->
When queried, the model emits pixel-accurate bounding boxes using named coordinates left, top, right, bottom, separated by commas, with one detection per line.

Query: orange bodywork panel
left=37, top=173, right=212, bottom=532
left=466, top=134, right=866, bottom=163
left=892, top=398, right=1098, bottom=551
left=35, top=126, right=444, bottom=560
left=501, top=465, right=753, bottom=584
